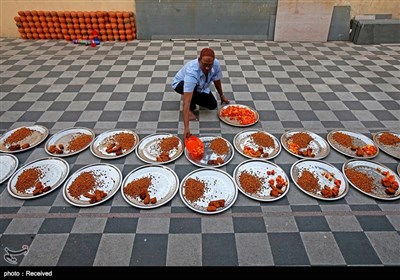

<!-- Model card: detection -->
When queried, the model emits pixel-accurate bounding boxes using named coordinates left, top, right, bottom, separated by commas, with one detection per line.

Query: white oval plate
left=180, top=168, right=238, bottom=215
left=63, top=163, right=122, bottom=207
left=397, top=163, right=400, bottom=177
left=233, top=129, right=281, bottom=160
left=121, top=164, right=179, bottom=209
left=373, top=131, right=400, bottom=159
left=233, top=159, right=289, bottom=202
left=45, top=127, right=95, bottom=157
left=7, top=157, right=70, bottom=199
left=218, top=104, right=259, bottom=127
left=327, top=129, right=378, bottom=159
left=291, top=159, right=348, bottom=201
left=184, top=135, right=234, bottom=168
left=281, top=129, right=330, bottom=159
left=91, top=129, right=139, bottom=159
left=136, top=133, right=183, bottom=164
left=0, top=125, right=48, bottom=153
left=342, top=159, right=400, bottom=201
left=0, top=154, right=18, bottom=185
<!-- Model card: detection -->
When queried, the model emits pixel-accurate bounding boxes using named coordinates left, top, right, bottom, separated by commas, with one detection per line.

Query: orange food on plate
left=220, top=105, right=256, bottom=125
left=185, top=135, right=204, bottom=159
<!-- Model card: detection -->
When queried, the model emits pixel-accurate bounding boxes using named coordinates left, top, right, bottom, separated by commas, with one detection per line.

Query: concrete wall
left=0, top=0, right=136, bottom=38
left=135, top=0, right=277, bottom=40
left=1, top=0, right=398, bottom=38
left=334, top=0, right=399, bottom=19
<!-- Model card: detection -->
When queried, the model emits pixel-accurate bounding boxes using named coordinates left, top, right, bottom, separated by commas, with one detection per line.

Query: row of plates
left=1, top=157, right=399, bottom=215
left=1, top=125, right=399, bottom=163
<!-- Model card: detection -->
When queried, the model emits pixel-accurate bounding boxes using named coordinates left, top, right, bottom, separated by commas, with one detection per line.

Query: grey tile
left=94, top=234, right=135, bottom=266
left=268, top=232, right=310, bottom=265
left=231, top=206, right=262, bottom=213
left=71, top=218, right=107, bottom=233
left=333, top=111, right=358, bottom=121
left=166, top=234, right=202, bottom=266
left=386, top=215, right=400, bottom=231
left=5, top=218, right=44, bottom=234
left=236, top=233, right=274, bottom=266
left=104, top=218, right=138, bottom=233
left=343, top=101, right=367, bottom=110
left=17, top=111, right=44, bottom=122
left=0, top=219, right=12, bottom=233
left=57, top=111, right=82, bottom=121
left=201, top=217, right=234, bottom=233
left=202, top=233, right=238, bottom=266
left=233, top=217, right=266, bottom=233
left=370, top=110, right=397, bottom=120
left=98, top=111, right=121, bottom=121
left=381, top=97, right=400, bottom=108
left=272, top=101, right=293, bottom=110
left=301, top=232, right=345, bottom=265
left=57, top=233, right=102, bottom=266
left=0, top=234, right=34, bottom=266
left=136, top=217, right=170, bottom=234
left=38, top=218, right=75, bottom=234
left=139, top=111, right=161, bottom=121
left=350, top=205, right=381, bottom=211
left=366, top=231, right=400, bottom=265
left=295, top=216, right=330, bottom=232
left=291, top=205, right=321, bottom=212
left=169, top=218, right=201, bottom=233
left=85, top=101, right=107, bottom=110
left=333, top=232, right=382, bottom=265
left=356, top=216, right=395, bottom=231
left=2, top=92, right=24, bottom=101
left=20, top=234, right=68, bottom=266
left=0, top=207, right=19, bottom=214
left=130, top=234, right=168, bottom=266
left=10, top=102, right=34, bottom=111
left=326, top=215, right=363, bottom=232
left=308, top=101, right=330, bottom=110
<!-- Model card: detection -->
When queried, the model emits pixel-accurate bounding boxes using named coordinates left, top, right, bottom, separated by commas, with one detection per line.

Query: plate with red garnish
left=233, top=159, right=290, bottom=202
left=219, top=104, right=259, bottom=127
left=281, top=129, right=330, bottom=159
left=136, top=133, right=183, bottom=164
left=7, top=157, right=69, bottom=199
left=184, top=135, right=234, bottom=168
left=291, top=159, right=348, bottom=201
left=233, top=129, right=281, bottom=160
left=45, top=127, right=95, bottom=157
left=342, top=159, right=400, bottom=200
left=91, top=129, right=139, bottom=159
left=373, top=131, right=400, bottom=159
left=62, top=163, right=122, bottom=207
left=179, top=168, right=238, bottom=215
left=0, top=125, right=48, bottom=153
left=327, top=129, right=378, bottom=159
left=121, top=164, right=179, bottom=209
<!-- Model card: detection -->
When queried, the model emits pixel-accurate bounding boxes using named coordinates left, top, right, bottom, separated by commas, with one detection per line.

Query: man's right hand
left=184, top=128, right=191, bottom=139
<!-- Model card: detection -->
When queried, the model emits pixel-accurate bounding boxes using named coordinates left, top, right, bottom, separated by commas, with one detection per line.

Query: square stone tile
left=166, top=234, right=202, bottom=266
left=301, top=232, right=345, bottom=265
left=93, top=233, right=135, bottom=266
left=20, top=234, right=68, bottom=266
left=236, top=233, right=274, bottom=266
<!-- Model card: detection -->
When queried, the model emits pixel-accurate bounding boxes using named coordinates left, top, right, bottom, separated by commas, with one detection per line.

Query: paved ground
left=0, top=38, right=399, bottom=267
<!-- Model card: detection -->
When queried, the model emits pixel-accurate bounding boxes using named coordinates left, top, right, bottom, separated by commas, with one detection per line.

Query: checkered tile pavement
left=0, top=39, right=399, bottom=267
